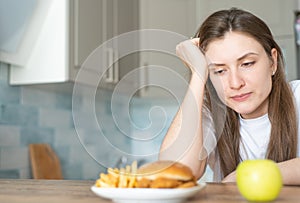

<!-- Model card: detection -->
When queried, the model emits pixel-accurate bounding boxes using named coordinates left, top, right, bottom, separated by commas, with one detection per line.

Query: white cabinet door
left=0, top=0, right=52, bottom=66
left=69, top=0, right=106, bottom=87
left=10, top=0, right=105, bottom=86
left=9, top=0, right=69, bottom=84
left=98, top=0, right=140, bottom=92
left=72, top=0, right=103, bottom=71
left=9, top=0, right=139, bottom=92
left=138, top=0, right=197, bottom=98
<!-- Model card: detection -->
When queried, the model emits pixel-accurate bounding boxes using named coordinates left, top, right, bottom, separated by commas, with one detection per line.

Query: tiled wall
left=0, top=62, right=212, bottom=181
left=130, top=97, right=178, bottom=163
left=0, top=62, right=131, bottom=180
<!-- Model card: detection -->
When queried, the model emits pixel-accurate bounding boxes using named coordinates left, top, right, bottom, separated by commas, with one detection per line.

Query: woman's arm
left=159, top=39, right=208, bottom=179
left=277, top=157, right=300, bottom=185
left=222, top=158, right=300, bottom=185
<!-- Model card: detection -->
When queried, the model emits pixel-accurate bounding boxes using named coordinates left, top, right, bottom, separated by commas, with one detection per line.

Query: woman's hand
left=176, top=38, right=208, bottom=82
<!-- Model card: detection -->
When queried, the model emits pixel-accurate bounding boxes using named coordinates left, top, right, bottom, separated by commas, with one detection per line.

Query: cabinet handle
left=105, top=48, right=114, bottom=83
left=113, top=50, right=119, bottom=84
left=144, top=63, right=149, bottom=91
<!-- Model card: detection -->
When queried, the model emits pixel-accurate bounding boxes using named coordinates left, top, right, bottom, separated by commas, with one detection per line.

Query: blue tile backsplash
left=0, top=62, right=212, bottom=182
left=0, top=62, right=113, bottom=179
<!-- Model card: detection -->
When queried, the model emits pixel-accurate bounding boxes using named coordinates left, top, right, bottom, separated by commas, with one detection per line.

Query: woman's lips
left=231, top=93, right=251, bottom=102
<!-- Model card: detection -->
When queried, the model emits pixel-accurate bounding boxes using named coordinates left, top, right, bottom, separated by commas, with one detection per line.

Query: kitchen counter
left=0, top=179, right=299, bottom=203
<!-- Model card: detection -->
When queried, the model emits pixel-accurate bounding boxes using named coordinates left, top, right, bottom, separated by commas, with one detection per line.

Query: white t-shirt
left=209, top=80, right=300, bottom=181
left=240, top=80, right=300, bottom=159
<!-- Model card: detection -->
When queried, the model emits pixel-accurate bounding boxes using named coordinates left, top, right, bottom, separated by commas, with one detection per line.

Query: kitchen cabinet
left=9, top=0, right=139, bottom=92
left=0, top=0, right=49, bottom=66
left=9, top=0, right=69, bottom=84
left=138, top=0, right=197, bottom=98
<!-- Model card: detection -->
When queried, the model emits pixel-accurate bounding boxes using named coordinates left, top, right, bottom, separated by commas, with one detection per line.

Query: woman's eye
left=213, top=69, right=225, bottom=75
left=242, top=61, right=255, bottom=68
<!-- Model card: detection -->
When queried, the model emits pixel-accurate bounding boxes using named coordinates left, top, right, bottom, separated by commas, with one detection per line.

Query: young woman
left=159, top=8, right=300, bottom=185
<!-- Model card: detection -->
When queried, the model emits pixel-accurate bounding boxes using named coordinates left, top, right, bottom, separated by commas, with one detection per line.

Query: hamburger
left=136, top=160, right=197, bottom=188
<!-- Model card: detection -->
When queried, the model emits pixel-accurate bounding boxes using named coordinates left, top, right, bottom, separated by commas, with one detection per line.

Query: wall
left=0, top=62, right=132, bottom=180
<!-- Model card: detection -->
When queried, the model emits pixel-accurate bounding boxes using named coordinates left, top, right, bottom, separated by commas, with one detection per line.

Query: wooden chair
left=29, top=143, right=63, bottom=179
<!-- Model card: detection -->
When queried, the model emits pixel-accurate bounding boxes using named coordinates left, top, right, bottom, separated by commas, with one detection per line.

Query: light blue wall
left=0, top=62, right=132, bottom=180
left=130, top=97, right=178, bottom=163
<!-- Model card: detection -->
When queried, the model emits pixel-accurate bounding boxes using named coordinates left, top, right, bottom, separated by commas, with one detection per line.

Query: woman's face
left=205, top=32, right=277, bottom=119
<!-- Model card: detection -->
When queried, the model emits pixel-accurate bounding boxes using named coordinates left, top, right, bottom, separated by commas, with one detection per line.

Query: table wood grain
left=0, top=179, right=299, bottom=203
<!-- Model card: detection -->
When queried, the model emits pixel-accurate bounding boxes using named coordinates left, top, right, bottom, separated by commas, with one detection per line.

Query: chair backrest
left=29, top=143, right=63, bottom=179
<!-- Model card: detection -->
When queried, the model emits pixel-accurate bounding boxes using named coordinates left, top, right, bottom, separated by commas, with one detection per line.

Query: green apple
left=236, top=159, right=282, bottom=202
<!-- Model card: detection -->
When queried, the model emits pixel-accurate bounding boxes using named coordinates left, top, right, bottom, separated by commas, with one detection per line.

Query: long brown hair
left=196, top=8, right=298, bottom=178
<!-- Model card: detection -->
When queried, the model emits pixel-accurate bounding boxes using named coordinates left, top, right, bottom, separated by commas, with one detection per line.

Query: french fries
left=95, top=161, right=138, bottom=188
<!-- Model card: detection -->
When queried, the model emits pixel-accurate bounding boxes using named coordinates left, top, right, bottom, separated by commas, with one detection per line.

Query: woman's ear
left=271, top=48, right=278, bottom=75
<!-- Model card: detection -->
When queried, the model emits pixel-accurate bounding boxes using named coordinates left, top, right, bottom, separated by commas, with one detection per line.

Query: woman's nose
left=228, top=70, right=245, bottom=89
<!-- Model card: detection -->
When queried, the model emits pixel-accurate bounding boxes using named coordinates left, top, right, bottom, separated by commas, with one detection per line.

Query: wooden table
left=0, top=179, right=299, bottom=202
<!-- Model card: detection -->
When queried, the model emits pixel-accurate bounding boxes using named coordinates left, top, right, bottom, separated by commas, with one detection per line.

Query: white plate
left=91, top=183, right=206, bottom=203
